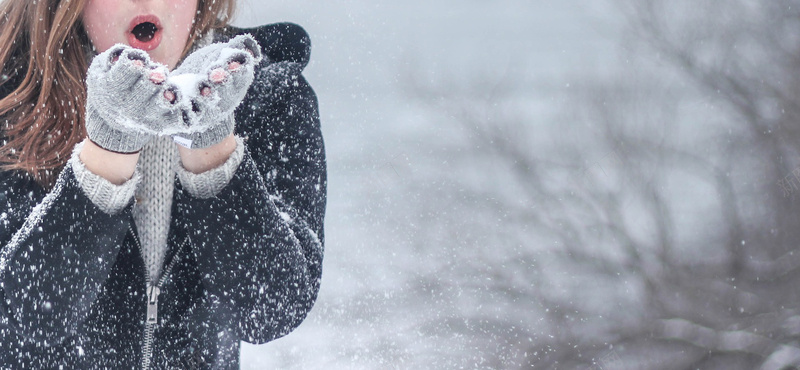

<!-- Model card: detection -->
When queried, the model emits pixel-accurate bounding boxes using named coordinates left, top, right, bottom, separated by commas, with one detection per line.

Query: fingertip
left=233, top=34, right=262, bottom=60
left=210, top=68, right=229, bottom=82
left=227, top=52, right=250, bottom=71
left=122, top=49, right=149, bottom=66
left=108, top=46, right=126, bottom=65
left=164, top=89, right=176, bottom=103
left=149, top=71, right=166, bottom=84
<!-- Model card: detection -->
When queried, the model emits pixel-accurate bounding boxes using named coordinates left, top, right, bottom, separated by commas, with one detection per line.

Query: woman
left=0, top=0, right=326, bottom=368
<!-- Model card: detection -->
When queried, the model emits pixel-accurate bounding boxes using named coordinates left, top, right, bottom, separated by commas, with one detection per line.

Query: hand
left=85, top=45, right=184, bottom=153
left=166, top=34, right=263, bottom=149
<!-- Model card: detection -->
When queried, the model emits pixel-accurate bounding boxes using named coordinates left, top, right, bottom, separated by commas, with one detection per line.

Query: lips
left=127, top=15, right=162, bottom=51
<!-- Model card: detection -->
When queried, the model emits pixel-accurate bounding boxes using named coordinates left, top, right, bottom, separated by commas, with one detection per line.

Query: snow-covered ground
left=233, top=1, right=623, bottom=368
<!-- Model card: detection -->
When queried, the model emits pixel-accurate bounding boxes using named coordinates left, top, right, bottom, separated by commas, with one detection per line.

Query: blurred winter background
left=235, top=0, right=800, bottom=369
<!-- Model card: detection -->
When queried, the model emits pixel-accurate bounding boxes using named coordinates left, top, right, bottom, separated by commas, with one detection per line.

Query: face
left=81, top=0, right=199, bottom=69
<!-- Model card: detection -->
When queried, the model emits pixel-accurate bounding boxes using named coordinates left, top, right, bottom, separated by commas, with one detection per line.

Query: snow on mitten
left=167, top=34, right=263, bottom=149
left=85, top=45, right=184, bottom=153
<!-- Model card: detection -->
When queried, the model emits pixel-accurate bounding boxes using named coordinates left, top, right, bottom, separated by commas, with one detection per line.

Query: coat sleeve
left=175, top=26, right=326, bottom=344
left=0, top=165, right=132, bottom=346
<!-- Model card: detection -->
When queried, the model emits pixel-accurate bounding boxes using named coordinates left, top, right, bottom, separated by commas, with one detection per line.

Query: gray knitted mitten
left=86, top=45, right=184, bottom=153
left=167, top=34, right=263, bottom=149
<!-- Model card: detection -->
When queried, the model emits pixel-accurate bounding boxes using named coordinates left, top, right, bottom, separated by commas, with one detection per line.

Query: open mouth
left=127, top=15, right=162, bottom=51
left=132, top=22, right=158, bottom=42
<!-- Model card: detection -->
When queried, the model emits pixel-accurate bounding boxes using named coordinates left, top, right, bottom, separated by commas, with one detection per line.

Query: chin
left=147, top=51, right=176, bottom=69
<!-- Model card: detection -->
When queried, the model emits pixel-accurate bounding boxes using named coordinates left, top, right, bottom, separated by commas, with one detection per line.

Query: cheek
left=82, top=2, right=118, bottom=52
left=172, top=0, right=199, bottom=30
left=164, top=0, right=198, bottom=52
left=160, top=0, right=198, bottom=67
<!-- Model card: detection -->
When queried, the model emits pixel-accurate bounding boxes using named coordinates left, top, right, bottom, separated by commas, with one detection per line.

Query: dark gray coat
left=0, top=23, right=326, bottom=369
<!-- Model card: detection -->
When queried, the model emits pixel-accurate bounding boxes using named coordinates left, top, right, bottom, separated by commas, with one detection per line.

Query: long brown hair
left=0, top=0, right=236, bottom=188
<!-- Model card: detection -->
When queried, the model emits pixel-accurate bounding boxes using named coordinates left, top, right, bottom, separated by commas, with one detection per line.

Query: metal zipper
left=130, top=225, right=189, bottom=370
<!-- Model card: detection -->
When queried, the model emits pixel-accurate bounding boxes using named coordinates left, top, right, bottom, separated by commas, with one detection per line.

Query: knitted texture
left=168, top=35, right=263, bottom=148
left=133, top=136, right=178, bottom=283
left=134, top=136, right=244, bottom=282
left=175, top=135, right=245, bottom=198
left=71, top=134, right=244, bottom=286
left=85, top=46, right=183, bottom=153
left=69, top=140, right=141, bottom=215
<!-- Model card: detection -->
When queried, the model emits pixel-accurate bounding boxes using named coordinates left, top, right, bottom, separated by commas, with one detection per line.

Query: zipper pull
left=147, top=285, right=160, bottom=324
